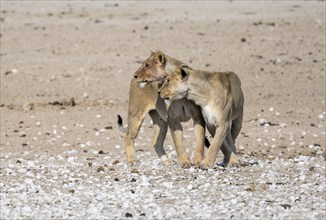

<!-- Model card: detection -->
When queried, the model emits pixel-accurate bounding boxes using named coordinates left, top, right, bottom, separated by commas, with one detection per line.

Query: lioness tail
left=117, top=115, right=128, bottom=133
left=204, top=137, right=210, bottom=148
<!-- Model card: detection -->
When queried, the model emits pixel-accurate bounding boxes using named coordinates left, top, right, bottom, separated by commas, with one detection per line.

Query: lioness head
left=134, top=50, right=167, bottom=84
left=158, top=65, right=190, bottom=101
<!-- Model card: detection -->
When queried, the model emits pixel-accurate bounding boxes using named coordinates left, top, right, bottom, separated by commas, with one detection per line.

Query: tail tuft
left=117, top=114, right=127, bottom=133
left=204, top=137, right=210, bottom=148
left=117, top=115, right=123, bottom=126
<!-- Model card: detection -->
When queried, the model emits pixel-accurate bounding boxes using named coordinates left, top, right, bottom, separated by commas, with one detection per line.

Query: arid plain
left=1, top=1, right=325, bottom=219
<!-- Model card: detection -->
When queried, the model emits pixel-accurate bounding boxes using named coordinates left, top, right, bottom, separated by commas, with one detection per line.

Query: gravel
left=1, top=151, right=325, bottom=219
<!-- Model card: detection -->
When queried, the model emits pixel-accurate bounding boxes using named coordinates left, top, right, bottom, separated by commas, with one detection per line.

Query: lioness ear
left=155, top=51, right=166, bottom=66
left=179, top=68, right=189, bottom=81
left=149, top=50, right=155, bottom=56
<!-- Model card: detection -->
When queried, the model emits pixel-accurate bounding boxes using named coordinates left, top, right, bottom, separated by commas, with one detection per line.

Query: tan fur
left=120, top=51, right=207, bottom=168
left=159, top=65, right=244, bottom=169
left=126, top=51, right=237, bottom=168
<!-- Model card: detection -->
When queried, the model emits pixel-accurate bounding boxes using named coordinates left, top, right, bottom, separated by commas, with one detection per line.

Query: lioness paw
left=193, top=154, right=204, bottom=168
left=180, top=160, right=191, bottom=168
left=200, top=159, right=214, bottom=170
left=161, top=155, right=173, bottom=166
left=228, top=153, right=240, bottom=167
left=128, top=158, right=139, bottom=165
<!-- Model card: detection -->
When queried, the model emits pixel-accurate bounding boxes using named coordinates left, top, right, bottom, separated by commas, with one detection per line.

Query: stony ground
left=0, top=1, right=325, bottom=219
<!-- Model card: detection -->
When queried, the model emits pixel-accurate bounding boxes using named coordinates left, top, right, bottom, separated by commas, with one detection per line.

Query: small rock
left=280, top=204, right=291, bottom=209
left=97, top=166, right=105, bottom=172
left=23, top=102, right=34, bottom=111
left=125, top=212, right=132, bottom=217
left=115, top=145, right=121, bottom=149
left=131, top=168, right=139, bottom=173
left=279, top=123, right=287, bottom=128
left=259, top=118, right=268, bottom=126
left=112, top=160, right=119, bottom=165
left=4, top=68, right=18, bottom=75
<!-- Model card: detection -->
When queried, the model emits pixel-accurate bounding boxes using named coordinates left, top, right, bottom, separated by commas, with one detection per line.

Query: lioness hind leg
left=231, top=109, right=243, bottom=144
left=223, top=141, right=239, bottom=167
left=206, top=124, right=232, bottom=167
left=125, top=110, right=148, bottom=164
left=149, top=110, right=171, bottom=166
left=200, top=122, right=229, bottom=169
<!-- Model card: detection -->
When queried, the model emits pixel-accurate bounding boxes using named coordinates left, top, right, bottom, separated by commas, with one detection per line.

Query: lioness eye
left=145, top=63, right=149, bottom=67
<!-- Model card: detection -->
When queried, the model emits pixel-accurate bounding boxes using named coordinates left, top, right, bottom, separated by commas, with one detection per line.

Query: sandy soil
left=0, top=1, right=325, bottom=219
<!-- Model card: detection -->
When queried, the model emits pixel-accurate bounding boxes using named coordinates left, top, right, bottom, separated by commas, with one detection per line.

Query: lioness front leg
left=191, top=108, right=206, bottom=167
left=168, top=117, right=191, bottom=168
left=201, top=122, right=229, bottom=169
left=149, top=110, right=171, bottom=166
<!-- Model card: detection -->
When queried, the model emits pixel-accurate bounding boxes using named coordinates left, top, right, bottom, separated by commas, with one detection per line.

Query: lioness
left=158, top=65, right=244, bottom=169
left=130, top=51, right=239, bottom=167
left=118, top=51, right=207, bottom=168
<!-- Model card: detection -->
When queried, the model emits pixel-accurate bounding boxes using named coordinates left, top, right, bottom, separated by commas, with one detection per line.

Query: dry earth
left=0, top=1, right=325, bottom=219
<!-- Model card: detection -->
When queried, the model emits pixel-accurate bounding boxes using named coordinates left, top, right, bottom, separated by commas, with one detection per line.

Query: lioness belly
left=167, top=99, right=192, bottom=121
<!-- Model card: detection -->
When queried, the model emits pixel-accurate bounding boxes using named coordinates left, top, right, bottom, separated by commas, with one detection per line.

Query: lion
left=119, top=51, right=238, bottom=168
left=158, top=64, right=244, bottom=169
left=118, top=51, right=207, bottom=168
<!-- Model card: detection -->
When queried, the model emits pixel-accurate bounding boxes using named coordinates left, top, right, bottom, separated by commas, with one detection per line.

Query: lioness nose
left=158, top=91, right=161, bottom=95
left=134, top=75, right=137, bottom=79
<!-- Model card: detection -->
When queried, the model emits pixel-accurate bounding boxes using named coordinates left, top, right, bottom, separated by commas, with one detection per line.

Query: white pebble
left=27, top=161, right=35, bottom=167
left=259, top=118, right=267, bottom=125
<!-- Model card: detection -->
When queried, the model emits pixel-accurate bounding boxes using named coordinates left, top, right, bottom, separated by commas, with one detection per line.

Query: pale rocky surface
left=0, top=1, right=325, bottom=219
